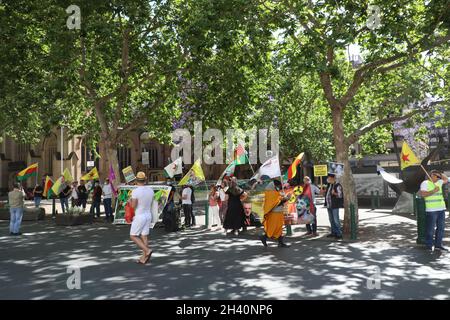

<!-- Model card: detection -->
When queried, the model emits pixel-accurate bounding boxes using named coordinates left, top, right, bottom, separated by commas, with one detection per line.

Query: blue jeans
left=426, top=210, right=445, bottom=248
left=60, top=197, right=69, bottom=213
left=10, top=207, right=23, bottom=234
left=91, top=200, right=101, bottom=217
left=34, top=197, right=42, bottom=208
left=327, top=208, right=342, bottom=237
left=103, top=198, right=112, bottom=218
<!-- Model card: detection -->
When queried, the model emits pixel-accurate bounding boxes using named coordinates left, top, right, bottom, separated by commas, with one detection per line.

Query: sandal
left=144, top=250, right=153, bottom=264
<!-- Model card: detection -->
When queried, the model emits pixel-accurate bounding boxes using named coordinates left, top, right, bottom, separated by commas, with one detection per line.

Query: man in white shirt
left=71, top=181, right=79, bottom=207
left=102, top=178, right=113, bottom=222
left=419, top=170, right=448, bottom=252
left=130, top=172, right=154, bottom=264
left=182, top=184, right=194, bottom=227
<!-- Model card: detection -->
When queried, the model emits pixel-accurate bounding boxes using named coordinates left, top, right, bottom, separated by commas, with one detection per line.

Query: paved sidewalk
left=1, top=201, right=450, bottom=300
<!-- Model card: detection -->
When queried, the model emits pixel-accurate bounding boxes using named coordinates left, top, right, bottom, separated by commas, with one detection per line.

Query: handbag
left=297, top=211, right=315, bottom=224
left=124, top=202, right=135, bottom=223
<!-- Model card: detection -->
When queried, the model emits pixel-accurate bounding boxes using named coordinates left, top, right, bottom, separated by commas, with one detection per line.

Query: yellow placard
left=313, top=165, right=328, bottom=177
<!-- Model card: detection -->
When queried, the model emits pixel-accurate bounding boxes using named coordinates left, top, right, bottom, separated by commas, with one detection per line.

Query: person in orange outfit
left=259, top=180, right=290, bottom=248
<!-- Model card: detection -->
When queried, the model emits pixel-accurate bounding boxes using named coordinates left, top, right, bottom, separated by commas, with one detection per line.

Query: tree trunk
left=101, top=138, right=120, bottom=184
left=331, top=106, right=358, bottom=236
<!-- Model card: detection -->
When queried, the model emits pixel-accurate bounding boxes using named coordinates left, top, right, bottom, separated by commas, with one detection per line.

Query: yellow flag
left=400, top=141, right=421, bottom=170
left=81, top=167, right=99, bottom=181
left=51, top=176, right=65, bottom=196
left=63, top=168, right=73, bottom=183
left=178, top=159, right=205, bottom=186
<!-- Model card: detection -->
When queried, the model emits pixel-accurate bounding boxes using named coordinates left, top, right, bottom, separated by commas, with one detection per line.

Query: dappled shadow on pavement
left=1, top=210, right=450, bottom=300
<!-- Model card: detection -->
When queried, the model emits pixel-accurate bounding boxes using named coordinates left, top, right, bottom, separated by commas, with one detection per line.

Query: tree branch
left=78, top=36, right=97, bottom=100
left=346, top=100, right=449, bottom=145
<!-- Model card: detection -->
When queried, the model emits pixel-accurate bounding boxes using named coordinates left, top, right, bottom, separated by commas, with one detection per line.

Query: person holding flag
left=259, top=179, right=290, bottom=248
left=401, top=141, right=449, bottom=251
left=419, top=170, right=449, bottom=252
left=179, top=159, right=205, bottom=227
left=223, top=176, right=247, bottom=236
left=77, top=180, right=88, bottom=211
left=102, top=178, right=114, bottom=222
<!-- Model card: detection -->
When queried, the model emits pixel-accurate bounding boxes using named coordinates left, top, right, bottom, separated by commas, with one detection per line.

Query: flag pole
left=246, top=153, right=256, bottom=176
left=420, top=164, right=433, bottom=181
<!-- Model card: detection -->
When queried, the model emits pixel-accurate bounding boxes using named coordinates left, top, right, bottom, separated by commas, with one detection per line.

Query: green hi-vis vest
left=424, top=180, right=446, bottom=211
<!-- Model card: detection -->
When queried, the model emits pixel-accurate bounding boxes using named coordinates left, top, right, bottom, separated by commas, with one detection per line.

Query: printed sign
left=122, top=166, right=136, bottom=183
left=113, top=185, right=172, bottom=226
left=313, top=165, right=328, bottom=177
left=328, top=162, right=344, bottom=177
left=142, top=152, right=149, bottom=165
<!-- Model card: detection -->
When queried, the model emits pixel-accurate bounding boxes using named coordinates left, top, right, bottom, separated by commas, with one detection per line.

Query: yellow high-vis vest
left=424, top=180, right=446, bottom=211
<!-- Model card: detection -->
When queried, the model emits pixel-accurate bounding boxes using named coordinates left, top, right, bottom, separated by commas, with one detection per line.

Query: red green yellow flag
left=43, top=176, right=54, bottom=198
left=17, top=163, right=38, bottom=181
left=287, top=153, right=304, bottom=180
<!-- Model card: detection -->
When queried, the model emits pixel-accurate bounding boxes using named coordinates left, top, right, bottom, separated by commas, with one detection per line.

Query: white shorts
left=130, top=214, right=152, bottom=236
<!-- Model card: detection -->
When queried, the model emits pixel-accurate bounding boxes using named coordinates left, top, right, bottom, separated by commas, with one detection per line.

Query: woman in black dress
left=223, top=177, right=247, bottom=235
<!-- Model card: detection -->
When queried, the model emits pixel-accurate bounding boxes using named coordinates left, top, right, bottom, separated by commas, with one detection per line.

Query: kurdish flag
left=233, top=144, right=249, bottom=165
left=17, top=163, right=38, bottom=181
left=63, top=168, right=73, bottom=183
left=51, top=176, right=65, bottom=196
left=400, top=141, right=421, bottom=170
left=287, top=153, right=304, bottom=180
left=81, top=167, right=99, bottom=181
left=43, top=176, right=54, bottom=198
left=178, top=159, right=205, bottom=186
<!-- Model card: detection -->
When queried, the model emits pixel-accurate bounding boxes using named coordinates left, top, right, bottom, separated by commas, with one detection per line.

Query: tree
left=242, top=0, right=450, bottom=235
left=0, top=0, right=197, bottom=181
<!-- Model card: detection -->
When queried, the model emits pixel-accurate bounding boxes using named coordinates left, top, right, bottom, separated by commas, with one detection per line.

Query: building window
left=44, top=136, right=57, bottom=175
left=81, top=143, right=99, bottom=172
left=16, top=142, right=30, bottom=162
left=141, top=144, right=159, bottom=169
left=117, top=139, right=132, bottom=171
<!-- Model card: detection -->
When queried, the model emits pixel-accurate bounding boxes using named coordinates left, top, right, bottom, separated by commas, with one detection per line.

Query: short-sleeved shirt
left=420, top=180, right=446, bottom=212
left=71, top=188, right=79, bottom=199
left=131, top=186, right=154, bottom=216
left=34, top=186, right=43, bottom=197
left=182, top=187, right=192, bottom=205
left=102, top=184, right=113, bottom=199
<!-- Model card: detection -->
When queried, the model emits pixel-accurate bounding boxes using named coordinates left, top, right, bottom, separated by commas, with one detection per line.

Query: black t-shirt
left=34, top=186, right=43, bottom=197
left=60, top=186, right=71, bottom=199
left=77, top=185, right=88, bottom=199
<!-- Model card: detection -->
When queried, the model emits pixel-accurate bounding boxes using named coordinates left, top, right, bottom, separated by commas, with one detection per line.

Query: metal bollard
left=375, top=191, right=380, bottom=209
left=204, top=201, right=209, bottom=228
left=350, top=203, right=357, bottom=240
left=413, top=192, right=417, bottom=216
left=415, top=195, right=426, bottom=245
left=286, top=224, right=293, bottom=236
left=370, top=191, right=375, bottom=210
